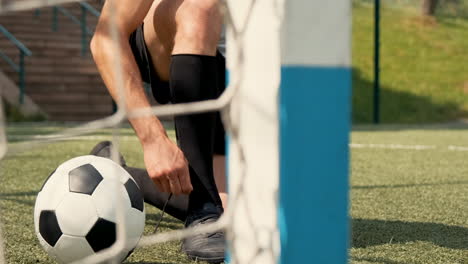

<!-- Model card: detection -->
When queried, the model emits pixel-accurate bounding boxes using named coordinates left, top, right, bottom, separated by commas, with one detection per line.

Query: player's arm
left=90, top=0, right=192, bottom=195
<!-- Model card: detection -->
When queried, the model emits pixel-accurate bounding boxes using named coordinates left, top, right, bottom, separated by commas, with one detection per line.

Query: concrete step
left=31, top=93, right=111, bottom=104
left=25, top=85, right=107, bottom=94
left=0, top=34, right=88, bottom=45
left=21, top=66, right=98, bottom=75
left=0, top=60, right=97, bottom=71
left=21, top=75, right=102, bottom=84
left=0, top=42, right=83, bottom=51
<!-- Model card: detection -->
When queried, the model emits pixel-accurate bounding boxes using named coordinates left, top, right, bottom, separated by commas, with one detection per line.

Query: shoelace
left=153, top=193, right=173, bottom=234
left=208, top=231, right=223, bottom=239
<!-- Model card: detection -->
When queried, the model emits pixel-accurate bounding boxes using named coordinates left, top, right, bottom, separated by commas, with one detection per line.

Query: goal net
left=0, top=0, right=351, bottom=263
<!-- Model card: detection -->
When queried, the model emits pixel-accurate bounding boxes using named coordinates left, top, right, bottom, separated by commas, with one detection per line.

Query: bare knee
left=173, top=0, right=222, bottom=55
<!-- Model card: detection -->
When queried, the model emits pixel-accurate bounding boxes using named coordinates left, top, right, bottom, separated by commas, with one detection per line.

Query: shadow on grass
left=351, top=256, right=406, bottom=264
left=0, top=190, right=37, bottom=206
left=352, top=68, right=468, bottom=124
left=352, top=218, right=468, bottom=250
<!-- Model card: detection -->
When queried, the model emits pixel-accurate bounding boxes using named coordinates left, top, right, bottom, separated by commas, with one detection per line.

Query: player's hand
left=143, top=137, right=193, bottom=195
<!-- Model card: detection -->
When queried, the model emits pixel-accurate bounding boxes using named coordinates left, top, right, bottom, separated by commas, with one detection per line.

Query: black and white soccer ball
left=34, top=155, right=145, bottom=263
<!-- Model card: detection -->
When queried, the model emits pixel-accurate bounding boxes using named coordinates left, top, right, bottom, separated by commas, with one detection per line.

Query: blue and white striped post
left=226, top=1, right=351, bottom=263
left=279, top=1, right=352, bottom=263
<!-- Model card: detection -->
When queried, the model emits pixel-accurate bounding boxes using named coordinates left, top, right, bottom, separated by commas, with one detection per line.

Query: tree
left=422, top=0, right=439, bottom=16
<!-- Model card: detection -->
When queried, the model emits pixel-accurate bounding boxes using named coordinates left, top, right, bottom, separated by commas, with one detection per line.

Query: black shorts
left=129, top=24, right=226, bottom=155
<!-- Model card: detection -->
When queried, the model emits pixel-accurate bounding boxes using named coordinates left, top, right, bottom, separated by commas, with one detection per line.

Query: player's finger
left=159, top=178, right=171, bottom=193
left=179, top=166, right=193, bottom=194
left=153, top=178, right=169, bottom=193
left=167, top=173, right=182, bottom=195
left=152, top=178, right=166, bottom=193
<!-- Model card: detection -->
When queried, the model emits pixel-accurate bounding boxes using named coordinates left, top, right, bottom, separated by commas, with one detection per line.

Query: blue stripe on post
left=279, top=66, right=351, bottom=264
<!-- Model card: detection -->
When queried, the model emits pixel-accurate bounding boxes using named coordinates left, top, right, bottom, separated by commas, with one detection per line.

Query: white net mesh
left=0, top=0, right=281, bottom=263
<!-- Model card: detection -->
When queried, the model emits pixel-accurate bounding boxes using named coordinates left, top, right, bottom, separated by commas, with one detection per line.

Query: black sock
left=170, top=54, right=223, bottom=216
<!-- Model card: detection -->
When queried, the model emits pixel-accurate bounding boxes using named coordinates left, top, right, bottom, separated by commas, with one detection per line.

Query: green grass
left=352, top=3, right=468, bottom=123
left=350, top=125, right=468, bottom=263
left=1, top=123, right=467, bottom=263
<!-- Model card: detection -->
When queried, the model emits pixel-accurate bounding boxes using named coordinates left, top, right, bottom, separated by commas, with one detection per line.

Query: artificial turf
left=0, top=123, right=467, bottom=263
left=350, top=124, right=468, bottom=264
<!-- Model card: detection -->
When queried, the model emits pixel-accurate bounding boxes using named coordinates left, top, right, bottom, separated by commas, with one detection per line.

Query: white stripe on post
left=281, top=0, right=352, bottom=67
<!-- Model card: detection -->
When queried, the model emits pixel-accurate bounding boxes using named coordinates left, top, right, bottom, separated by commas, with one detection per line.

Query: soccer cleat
left=182, top=203, right=225, bottom=263
left=89, top=141, right=126, bottom=167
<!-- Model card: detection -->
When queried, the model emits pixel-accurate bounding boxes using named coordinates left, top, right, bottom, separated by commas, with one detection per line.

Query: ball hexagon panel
left=54, top=234, right=95, bottom=263
left=90, top=157, right=131, bottom=183
left=124, top=179, right=144, bottom=212
left=85, top=218, right=116, bottom=253
left=91, top=179, right=131, bottom=222
left=38, top=210, right=62, bottom=247
left=69, top=164, right=103, bottom=195
left=55, top=193, right=98, bottom=237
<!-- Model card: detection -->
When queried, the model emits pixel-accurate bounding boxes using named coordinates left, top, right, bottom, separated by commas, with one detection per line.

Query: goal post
left=225, top=0, right=282, bottom=262
left=279, top=0, right=352, bottom=262
left=226, top=0, right=352, bottom=263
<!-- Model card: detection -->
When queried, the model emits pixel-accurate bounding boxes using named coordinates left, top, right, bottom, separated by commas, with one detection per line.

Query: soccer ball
left=34, top=155, right=145, bottom=263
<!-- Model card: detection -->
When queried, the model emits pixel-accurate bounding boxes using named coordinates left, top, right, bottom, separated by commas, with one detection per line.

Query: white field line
left=350, top=143, right=436, bottom=150
left=7, top=135, right=140, bottom=142
left=8, top=135, right=468, bottom=152
left=8, top=134, right=468, bottom=152
left=351, top=143, right=468, bottom=152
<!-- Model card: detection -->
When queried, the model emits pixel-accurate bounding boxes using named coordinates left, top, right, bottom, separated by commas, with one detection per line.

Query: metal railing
left=41, top=2, right=101, bottom=56
left=78, top=2, right=101, bottom=55
left=0, top=25, right=32, bottom=104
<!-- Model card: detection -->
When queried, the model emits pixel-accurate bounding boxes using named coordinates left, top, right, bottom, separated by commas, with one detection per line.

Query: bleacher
left=0, top=1, right=113, bottom=121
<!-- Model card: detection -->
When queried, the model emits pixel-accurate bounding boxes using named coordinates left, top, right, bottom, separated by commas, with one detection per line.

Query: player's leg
left=132, top=0, right=224, bottom=218
left=144, top=0, right=226, bottom=214
left=146, top=0, right=223, bottom=215
left=146, top=1, right=225, bottom=261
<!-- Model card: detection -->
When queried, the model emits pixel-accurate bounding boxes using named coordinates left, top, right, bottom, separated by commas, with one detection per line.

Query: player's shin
left=169, top=54, right=223, bottom=214
left=169, top=54, right=225, bottom=263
